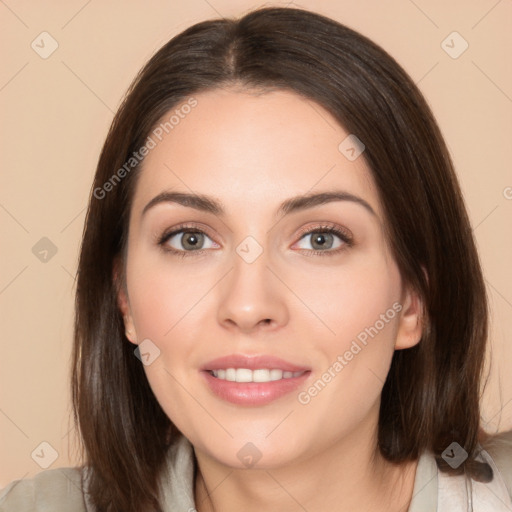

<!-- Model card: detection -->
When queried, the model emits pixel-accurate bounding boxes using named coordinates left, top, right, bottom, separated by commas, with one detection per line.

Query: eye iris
left=182, top=232, right=203, bottom=250
left=311, top=232, right=333, bottom=250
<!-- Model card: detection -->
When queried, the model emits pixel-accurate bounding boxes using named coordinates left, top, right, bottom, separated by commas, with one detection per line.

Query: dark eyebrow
left=141, top=190, right=376, bottom=218
left=278, top=191, right=376, bottom=217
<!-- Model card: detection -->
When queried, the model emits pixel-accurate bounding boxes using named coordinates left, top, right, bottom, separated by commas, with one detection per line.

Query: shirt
left=1, top=431, right=511, bottom=511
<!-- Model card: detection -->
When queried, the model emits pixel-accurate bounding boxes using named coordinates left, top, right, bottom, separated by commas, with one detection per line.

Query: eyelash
left=156, top=222, right=354, bottom=258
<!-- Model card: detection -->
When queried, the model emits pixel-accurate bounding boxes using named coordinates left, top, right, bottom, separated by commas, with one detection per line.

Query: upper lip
left=201, top=354, right=311, bottom=372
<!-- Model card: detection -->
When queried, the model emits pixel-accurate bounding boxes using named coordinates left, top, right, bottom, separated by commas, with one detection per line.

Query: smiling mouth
left=208, top=368, right=308, bottom=383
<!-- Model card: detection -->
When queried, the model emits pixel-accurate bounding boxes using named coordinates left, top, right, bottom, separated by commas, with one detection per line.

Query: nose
left=217, top=249, right=289, bottom=334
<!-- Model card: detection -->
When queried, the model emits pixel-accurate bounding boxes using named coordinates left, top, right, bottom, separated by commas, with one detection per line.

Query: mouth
left=200, top=354, right=312, bottom=406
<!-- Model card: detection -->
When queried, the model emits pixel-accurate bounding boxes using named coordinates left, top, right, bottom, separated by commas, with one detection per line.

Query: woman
left=1, top=6, right=511, bottom=512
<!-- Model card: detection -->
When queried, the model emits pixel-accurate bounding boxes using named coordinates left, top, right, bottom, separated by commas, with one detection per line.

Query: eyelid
left=294, top=222, right=353, bottom=242
left=157, top=222, right=216, bottom=242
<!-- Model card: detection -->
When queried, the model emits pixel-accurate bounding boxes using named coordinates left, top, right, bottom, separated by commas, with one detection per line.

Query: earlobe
left=121, top=311, right=138, bottom=345
left=113, top=258, right=138, bottom=345
left=394, top=285, right=424, bottom=350
left=118, top=290, right=138, bottom=345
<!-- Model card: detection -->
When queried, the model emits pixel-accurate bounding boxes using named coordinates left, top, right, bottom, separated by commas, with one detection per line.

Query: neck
left=193, top=412, right=418, bottom=512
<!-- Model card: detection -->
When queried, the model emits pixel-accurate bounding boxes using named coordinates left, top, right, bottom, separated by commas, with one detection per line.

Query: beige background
left=1, top=0, right=511, bottom=487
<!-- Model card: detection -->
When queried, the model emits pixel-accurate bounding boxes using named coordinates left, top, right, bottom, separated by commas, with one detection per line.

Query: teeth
left=211, top=368, right=305, bottom=383
left=269, top=369, right=283, bottom=381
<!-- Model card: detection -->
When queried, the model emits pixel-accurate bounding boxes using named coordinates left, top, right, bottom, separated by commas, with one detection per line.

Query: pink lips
left=200, top=354, right=311, bottom=406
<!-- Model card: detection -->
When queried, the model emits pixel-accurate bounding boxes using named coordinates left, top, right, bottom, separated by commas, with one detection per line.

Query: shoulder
left=481, top=429, right=512, bottom=498
left=0, top=466, right=88, bottom=512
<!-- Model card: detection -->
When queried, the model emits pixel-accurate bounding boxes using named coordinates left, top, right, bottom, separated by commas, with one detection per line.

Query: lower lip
left=201, top=370, right=311, bottom=406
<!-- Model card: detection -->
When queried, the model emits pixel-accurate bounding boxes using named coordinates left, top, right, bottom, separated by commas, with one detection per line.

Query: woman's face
left=118, top=87, right=422, bottom=468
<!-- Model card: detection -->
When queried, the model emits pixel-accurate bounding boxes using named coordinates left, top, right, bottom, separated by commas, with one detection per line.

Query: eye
left=294, top=225, right=353, bottom=256
left=157, top=223, right=353, bottom=258
left=157, top=224, right=218, bottom=256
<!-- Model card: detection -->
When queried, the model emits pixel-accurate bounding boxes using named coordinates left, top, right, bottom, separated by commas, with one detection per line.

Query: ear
left=394, top=283, right=424, bottom=350
left=113, top=257, right=138, bottom=345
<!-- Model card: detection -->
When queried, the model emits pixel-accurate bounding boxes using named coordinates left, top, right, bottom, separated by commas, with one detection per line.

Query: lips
left=199, top=354, right=312, bottom=405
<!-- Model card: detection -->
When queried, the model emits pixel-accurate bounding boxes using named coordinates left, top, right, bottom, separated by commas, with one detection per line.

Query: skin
left=118, top=87, right=424, bottom=512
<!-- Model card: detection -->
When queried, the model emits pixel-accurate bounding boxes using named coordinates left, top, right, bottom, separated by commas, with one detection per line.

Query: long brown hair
left=72, top=6, right=490, bottom=510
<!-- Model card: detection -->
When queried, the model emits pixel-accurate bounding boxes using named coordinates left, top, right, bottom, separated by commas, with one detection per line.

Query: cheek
left=126, top=250, right=210, bottom=340
left=290, top=254, right=402, bottom=416
left=290, top=270, right=401, bottom=441
left=291, top=256, right=402, bottom=348
left=125, top=257, right=206, bottom=432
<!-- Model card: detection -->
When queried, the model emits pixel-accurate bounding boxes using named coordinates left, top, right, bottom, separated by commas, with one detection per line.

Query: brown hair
left=72, top=6, right=490, bottom=510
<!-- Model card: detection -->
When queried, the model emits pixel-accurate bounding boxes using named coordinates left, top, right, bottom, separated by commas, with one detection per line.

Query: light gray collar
left=158, top=434, right=197, bottom=511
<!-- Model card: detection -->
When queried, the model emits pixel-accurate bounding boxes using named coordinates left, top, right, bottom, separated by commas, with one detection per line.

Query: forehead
left=130, top=87, right=381, bottom=220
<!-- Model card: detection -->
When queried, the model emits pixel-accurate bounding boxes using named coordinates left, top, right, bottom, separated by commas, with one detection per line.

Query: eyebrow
left=141, top=190, right=376, bottom=218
